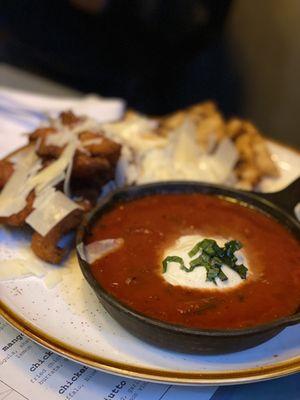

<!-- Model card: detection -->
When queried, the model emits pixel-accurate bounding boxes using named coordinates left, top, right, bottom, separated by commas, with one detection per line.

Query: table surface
left=0, top=62, right=299, bottom=399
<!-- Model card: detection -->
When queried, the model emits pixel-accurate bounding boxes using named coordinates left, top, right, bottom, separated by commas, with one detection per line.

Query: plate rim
left=1, top=139, right=300, bottom=385
left=1, top=300, right=300, bottom=385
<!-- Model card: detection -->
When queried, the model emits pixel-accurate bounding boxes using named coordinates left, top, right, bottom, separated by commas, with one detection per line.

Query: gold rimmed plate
left=0, top=140, right=300, bottom=385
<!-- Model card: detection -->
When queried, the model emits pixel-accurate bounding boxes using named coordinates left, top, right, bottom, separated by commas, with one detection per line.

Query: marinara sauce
left=87, top=194, right=300, bottom=329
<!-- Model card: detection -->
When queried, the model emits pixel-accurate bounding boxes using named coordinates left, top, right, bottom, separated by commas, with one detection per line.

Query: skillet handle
left=258, top=177, right=300, bottom=221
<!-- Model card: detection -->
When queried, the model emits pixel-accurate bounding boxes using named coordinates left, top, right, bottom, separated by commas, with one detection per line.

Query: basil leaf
left=206, top=265, right=219, bottom=282
left=217, top=269, right=228, bottom=281
left=225, top=240, right=242, bottom=257
left=162, top=256, right=189, bottom=273
left=188, top=242, right=203, bottom=258
left=200, top=239, right=218, bottom=256
left=233, top=263, right=248, bottom=279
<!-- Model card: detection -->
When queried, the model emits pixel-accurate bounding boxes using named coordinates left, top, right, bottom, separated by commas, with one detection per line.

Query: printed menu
left=0, top=318, right=218, bottom=400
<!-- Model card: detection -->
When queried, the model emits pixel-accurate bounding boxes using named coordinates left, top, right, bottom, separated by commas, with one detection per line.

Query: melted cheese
left=162, top=235, right=249, bottom=289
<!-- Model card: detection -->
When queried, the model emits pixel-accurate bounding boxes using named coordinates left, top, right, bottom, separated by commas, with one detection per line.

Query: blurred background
left=0, top=0, right=299, bottom=146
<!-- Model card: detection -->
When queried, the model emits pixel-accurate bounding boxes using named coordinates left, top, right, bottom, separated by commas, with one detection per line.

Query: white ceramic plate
left=0, top=140, right=300, bottom=385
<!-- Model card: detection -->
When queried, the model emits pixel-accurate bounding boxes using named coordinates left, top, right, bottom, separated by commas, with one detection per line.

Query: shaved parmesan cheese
left=197, top=156, right=220, bottom=183
left=24, top=260, right=47, bottom=277
left=82, top=238, right=124, bottom=264
left=44, top=269, right=62, bottom=289
left=172, top=118, right=201, bottom=168
left=0, top=148, right=41, bottom=217
left=0, top=251, right=45, bottom=280
left=115, top=146, right=138, bottom=186
left=104, top=115, right=241, bottom=187
left=138, top=119, right=215, bottom=183
left=63, top=147, right=74, bottom=197
left=138, top=148, right=175, bottom=183
left=45, top=116, right=102, bottom=150
left=82, top=138, right=103, bottom=146
left=76, top=242, right=86, bottom=261
left=295, top=203, right=300, bottom=222
left=206, top=133, right=217, bottom=153
left=102, top=115, right=164, bottom=153
left=132, top=119, right=238, bottom=184
left=68, top=119, right=100, bottom=135
left=208, top=138, right=239, bottom=182
left=0, top=259, right=32, bottom=280
left=0, top=138, right=79, bottom=235
left=40, top=172, right=67, bottom=195
left=33, top=186, right=56, bottom=209
left=26, top=191, right=80, bottom=236
left=45, top=131, right=73, bottom=147
left=15, top=247, right=49, bottom=277
left=29, top=140, right=77, bottom=193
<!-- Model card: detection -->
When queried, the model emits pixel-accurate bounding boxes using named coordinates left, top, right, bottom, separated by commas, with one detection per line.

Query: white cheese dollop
left=162, top=235, right=249, bottom=290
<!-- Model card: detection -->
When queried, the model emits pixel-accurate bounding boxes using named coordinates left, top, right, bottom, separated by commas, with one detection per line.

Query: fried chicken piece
left=71, top=184, right=101, bottom=212
left=34, top=129, right=121, bottom=186
left=227, top=118, right=279, bottom=188
left=71, top=153, right=113, bottom=184
left=74, top=198, right=93, bottom=212
left=189, top=102, right=226, bottom=150
left=0, top=160, right=14, bottom=190
left=159, top=101, right=226, bottom=151
left=29, top=109, right=121, bottom=164
left=31, top=208, right=83, bottom=264
left=32, top=119, right=121, bottom=165
left=29, top=127, right=56, bottom=142
left=29, top=126, right=63, bottom=160
left=78, top=131, right=121, bottom=163
left=0, top=191, right=35, bottom=227
left=60, top=110, right=83, bottom=126
left=29, top=111, right=83, bottom=151
left=159, top=110, right=185, bottom=133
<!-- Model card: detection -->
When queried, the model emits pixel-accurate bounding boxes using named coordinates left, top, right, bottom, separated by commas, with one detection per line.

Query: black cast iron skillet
left=76, top=178, right=300, bottom=354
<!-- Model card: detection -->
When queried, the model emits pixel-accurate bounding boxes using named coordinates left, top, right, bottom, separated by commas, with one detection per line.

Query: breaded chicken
left=0, top=191, right=35, bottom=227
left=0, top=160, right=14, bottom=190
left=31, top=208, right=83, bottom=264
left=227, top=118, right=279, bottom=189
left=159, top=101, right=226, bottom=151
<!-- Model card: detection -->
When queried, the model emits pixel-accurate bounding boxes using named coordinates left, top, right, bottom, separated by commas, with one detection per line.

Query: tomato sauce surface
left=87, top=194, right=300, bottom=329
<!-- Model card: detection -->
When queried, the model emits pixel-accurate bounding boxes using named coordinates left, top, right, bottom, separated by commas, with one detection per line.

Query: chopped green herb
left=232, top=263, right=248, bottom=279
left=217, top=269, right=228, bottom=282
left=188, top=242, right=203, bottom=258
left=162, top=256, right=189, bottom=273
left=206, top=265, right=219, bottom=282
left=162, top=238, right=248, bottom=283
